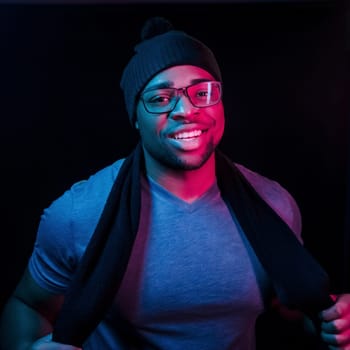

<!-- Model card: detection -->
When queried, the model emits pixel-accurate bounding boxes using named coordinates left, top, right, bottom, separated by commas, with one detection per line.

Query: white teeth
left=173, top=130, right=202, bottom=140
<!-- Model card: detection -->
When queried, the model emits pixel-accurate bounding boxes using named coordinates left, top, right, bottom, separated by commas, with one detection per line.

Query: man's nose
left=169, top=94, right=199, bottom=121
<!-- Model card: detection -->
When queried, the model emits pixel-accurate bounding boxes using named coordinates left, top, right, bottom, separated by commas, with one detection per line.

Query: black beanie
left=120, top=17, right=222, bottom=124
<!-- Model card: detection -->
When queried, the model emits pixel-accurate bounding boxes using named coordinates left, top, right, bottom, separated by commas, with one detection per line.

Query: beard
left=145, top=139, right=216, bottom=171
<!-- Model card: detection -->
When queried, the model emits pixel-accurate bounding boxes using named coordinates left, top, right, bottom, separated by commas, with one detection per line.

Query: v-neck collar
left=142, top=175, right=220, bottom=213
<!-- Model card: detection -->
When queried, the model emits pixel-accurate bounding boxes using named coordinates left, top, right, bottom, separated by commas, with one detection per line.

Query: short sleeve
left=27, top=159, right=125, bottom=294
left=28, top=189, right=79, bottom=294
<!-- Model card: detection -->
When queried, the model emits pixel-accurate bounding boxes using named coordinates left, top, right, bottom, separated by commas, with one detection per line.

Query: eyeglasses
left=140, top=81, right=222, bottom=114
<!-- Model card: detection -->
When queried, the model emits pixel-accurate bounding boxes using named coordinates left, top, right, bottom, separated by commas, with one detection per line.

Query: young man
left=1, top=17, right=349, bottom=350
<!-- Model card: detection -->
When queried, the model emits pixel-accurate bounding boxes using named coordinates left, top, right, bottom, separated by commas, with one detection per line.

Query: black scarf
left=52, top=143, right=333, bottom=347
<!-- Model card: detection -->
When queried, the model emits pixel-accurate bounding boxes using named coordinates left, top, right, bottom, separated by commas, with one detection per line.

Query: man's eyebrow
left=145, top=80, right=174, bottom=90
left=190, top=78, right=212, bottom=85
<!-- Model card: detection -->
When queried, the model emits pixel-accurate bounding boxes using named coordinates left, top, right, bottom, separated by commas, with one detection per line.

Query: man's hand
left=30, top=334, right=82, bottom=350
left=320, top=294, right=350, bottom=350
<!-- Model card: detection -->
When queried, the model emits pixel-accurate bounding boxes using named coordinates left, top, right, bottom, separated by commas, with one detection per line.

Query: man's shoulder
left=234, top=162, right=302, bottom=239
left=68, top=158, right=125, bottom=199
left=235, top=163, right=282, bottom=194
left=47, top=158, right=126, bottom=216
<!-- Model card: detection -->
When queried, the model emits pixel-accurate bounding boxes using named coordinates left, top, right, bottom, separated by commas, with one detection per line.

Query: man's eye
left=196, top=90, right=209, bottom=98
left=148, top=95, right=171, bottom=105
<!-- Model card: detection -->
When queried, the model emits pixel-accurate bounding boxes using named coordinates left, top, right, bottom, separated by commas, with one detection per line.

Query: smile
left=170, top=129, right=205, bottom=140
left=167, top=128, right=209, bottom=152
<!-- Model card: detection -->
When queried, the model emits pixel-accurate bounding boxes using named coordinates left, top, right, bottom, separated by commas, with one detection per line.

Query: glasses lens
left=142, top=88, right=177, bottom=113
left=187, top=81, right=221, bottom=107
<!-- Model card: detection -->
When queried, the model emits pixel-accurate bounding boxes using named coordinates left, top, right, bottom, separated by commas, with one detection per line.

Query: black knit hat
left=120, top=17, right=222, bottom=124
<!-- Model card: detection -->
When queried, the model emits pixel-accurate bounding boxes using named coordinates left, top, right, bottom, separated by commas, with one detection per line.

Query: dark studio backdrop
left=0, top=0, right=349, bottom=347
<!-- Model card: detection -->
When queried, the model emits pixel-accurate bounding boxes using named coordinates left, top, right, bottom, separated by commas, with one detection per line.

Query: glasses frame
left=140, top=80, right=223, bottom=114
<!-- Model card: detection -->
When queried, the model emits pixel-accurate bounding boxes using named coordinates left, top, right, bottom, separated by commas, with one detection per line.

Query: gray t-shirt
left=29, top=159, right=302, bottom=350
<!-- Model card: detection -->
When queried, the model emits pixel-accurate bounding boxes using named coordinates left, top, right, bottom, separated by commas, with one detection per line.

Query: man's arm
left=0, top=267, right=79, bottom=350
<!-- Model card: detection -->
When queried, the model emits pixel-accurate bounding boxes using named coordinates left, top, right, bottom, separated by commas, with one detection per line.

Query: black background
left=0, top=0, right=349, bottom=346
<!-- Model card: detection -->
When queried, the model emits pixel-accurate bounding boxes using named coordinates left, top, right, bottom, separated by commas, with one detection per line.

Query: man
left=0, top=16, right=349, bottom=350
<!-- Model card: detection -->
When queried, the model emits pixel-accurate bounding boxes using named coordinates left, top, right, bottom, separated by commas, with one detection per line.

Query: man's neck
left=144, top=154, right=216, bottom=203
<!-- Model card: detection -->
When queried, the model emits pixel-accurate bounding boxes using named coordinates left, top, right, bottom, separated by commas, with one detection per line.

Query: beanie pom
left=141, top=17, right=174, bottom=41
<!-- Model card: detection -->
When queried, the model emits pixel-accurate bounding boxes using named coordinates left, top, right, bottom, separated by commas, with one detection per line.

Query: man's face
left=135, top=65, right=225, bottom=171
